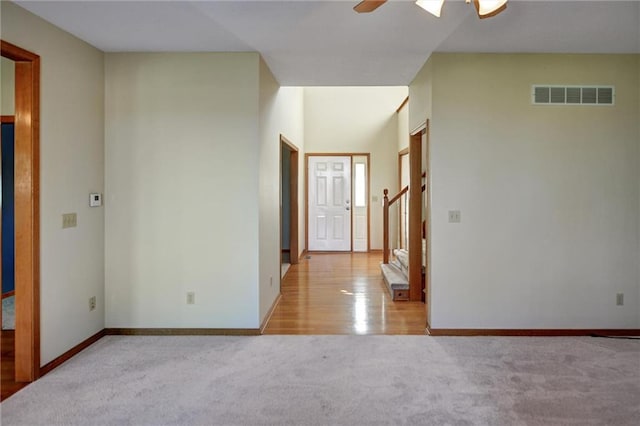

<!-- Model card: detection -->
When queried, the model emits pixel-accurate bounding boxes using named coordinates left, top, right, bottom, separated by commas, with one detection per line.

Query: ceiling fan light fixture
left=415, top=0, right=445, bottom=18
left=473, top=0, right=508, bottom=19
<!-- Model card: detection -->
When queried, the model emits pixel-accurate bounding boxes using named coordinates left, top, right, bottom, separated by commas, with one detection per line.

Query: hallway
left=264, top=252, right=427, bottom=335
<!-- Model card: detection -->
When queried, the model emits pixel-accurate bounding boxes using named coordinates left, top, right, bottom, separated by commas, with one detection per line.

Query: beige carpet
left=1, top=335, right=638, bottom=425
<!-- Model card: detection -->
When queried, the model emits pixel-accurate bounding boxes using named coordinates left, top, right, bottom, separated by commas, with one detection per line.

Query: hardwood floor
left=264, top=252, right=427, bottom=335
left=1, top=330, right=28, bottom=401
left=2, top=252, right=424, bottom=401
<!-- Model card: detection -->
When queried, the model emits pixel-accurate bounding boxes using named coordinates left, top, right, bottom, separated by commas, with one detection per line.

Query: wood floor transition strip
left=260, top=293, right=282, bottom=334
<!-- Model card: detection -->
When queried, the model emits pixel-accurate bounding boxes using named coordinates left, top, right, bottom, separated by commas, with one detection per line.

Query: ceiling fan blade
left=473, top=0, right=508, bottom=19
left=353, top=0, right=387, bottom=14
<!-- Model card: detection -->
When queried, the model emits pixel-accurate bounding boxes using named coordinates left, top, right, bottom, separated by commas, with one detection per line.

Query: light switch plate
left=62, top=213, right=77, bottom=228
left=448, top=210, right=461, bottom=223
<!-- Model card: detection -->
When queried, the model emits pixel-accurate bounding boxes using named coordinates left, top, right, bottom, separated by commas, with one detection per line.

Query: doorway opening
left=280, top=135, right=299, bottom=279
left=1, top=40, right=40, bottom=391
left=408, top=121, right=430, bottom=305
left=305, top=153, right=370, bottom=252
left=2, top=113, right=16, bottom=326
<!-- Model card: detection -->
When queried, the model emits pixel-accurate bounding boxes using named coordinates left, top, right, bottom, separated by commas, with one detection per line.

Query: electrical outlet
left=62, top=213, right=77, bottom=228
left=187, top=292, right=195, bottom=305
left=448, top=210, right=461, bottom=223
left=89, top=296, right=96, bottom=311
left=616, top=293, right=624, bottom=306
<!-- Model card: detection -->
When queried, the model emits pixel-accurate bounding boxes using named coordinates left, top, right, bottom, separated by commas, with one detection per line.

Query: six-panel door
left=308, top=156, right=352, bottom=251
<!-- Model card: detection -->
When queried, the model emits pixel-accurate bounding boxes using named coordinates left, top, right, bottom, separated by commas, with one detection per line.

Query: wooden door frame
left=305, top=153, right=370, bottom=253
left=407, top=120, right=431, bottom=306
left=422, top=121, right=431, bottom=307
left=280, top=135, right=299, bottom=265
left=1, top=40, right=40, bottom=382
left=408, top=131, right=422, bottom=301
left=408, top=120, right=432, bottom=302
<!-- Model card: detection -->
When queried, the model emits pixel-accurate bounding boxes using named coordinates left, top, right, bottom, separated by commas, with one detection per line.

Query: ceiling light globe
left=415, top=0, right=445, bottom=18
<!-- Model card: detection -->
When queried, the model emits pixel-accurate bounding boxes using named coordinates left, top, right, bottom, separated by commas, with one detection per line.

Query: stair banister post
left=383, top=189, right=389, bottom=264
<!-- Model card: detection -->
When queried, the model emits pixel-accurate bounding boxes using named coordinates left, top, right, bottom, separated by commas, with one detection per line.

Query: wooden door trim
left=305, top=153, right=370, bottom=253
left=0, top=124, right=2, bottom=330
left=365, top=154, right=371, bottom=252
left=396, top=96, right=409, bottom=113
left=280, top=135, right=299, bottom=266
left=423, top=121, right=431, bottom=307
left=407, top=120, right=430, bottom=308
left=408, top=132, right=422, bottom=301
left=1, top=40, right=40, bottom=382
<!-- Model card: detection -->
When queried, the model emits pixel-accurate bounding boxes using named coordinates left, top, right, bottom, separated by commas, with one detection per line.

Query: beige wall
left=411, top=53, right=640, bottom=329
left=1, top=57, right=14, bottom=115
left=304, top=87, right=407, bottom=250
left=1, top=2, right=105, bottom=365
left=105, top=52, right=261, bottom=328
left=408, top=57, right=433, bottom=132
left=258, top=58, right=305, bottom=323
left=637, top=5, right=640, bottom=320
left=397, top=101, right=409, bottom=152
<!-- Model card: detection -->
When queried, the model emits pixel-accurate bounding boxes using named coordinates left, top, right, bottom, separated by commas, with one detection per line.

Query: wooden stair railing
left=383, top=186, right=407, bottom=263
left=383, top=149, right=427, bottom=303
left=382, top=171, right=426, bottom=264
left=382, top=131, right=426, bottom=301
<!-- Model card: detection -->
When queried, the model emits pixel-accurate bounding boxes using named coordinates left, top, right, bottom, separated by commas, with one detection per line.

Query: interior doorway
left=305, top=153, right=370, bottom=252
left=2, top=114, right=16, bottom=328
left=1, top=40, right=40, bottom=384
left=407, top=121, right=430, bottom=305
left=280, top=135, right=299, bottom=278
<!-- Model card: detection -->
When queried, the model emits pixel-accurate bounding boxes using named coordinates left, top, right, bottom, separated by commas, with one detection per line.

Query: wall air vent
left=532, top=85, right=615, bottom=105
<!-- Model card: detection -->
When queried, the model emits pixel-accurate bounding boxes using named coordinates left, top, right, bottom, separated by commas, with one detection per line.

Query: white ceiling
left=13, top=0, right=640, bottom=86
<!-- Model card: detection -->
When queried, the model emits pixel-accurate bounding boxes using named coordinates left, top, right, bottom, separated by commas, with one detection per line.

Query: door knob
left=346, top=207, right=350, bottom=211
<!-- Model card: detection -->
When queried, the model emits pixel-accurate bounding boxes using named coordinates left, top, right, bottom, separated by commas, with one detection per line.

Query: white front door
left=308, top=156, right=351, bottom=251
